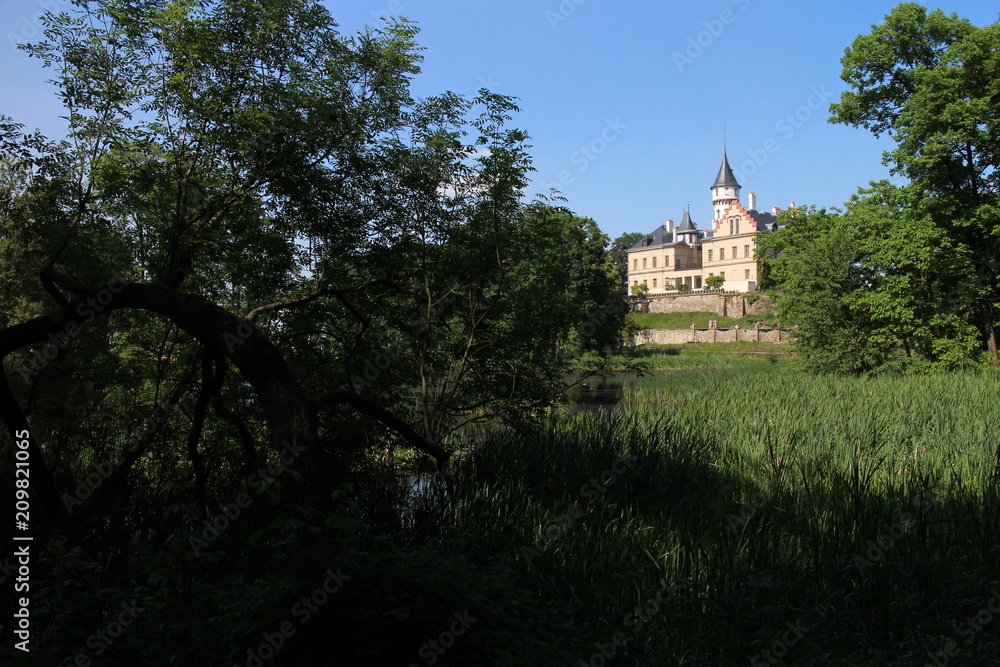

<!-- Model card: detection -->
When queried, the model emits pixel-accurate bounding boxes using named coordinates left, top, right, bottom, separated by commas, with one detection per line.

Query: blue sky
left=1, top=0, right=996, bottom=241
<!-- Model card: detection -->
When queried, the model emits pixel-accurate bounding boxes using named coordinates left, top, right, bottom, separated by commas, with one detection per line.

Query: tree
left=705, top=275, right=725, bottom=289
left=610, top=231, right=644, bottom=293
left=347, top=201, right=629, bottom=445
left=829, top=3, right=1000, bottom=364
left=759, top=207, right=904, bottom=373
left=758, top=199, right=981, bottom=372
left=630, top=282, right=649, bottom=296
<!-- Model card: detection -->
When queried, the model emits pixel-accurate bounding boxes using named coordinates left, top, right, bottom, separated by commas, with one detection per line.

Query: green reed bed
left=427, top=353, right=1000, bottom=664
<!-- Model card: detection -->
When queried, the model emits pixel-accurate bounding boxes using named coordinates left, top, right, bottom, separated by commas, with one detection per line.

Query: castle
left=627, top=151, right=788, bottom=294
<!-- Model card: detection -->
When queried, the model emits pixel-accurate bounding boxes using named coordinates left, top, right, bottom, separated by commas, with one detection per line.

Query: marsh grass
left=405, top=352, right=1000, bottom=664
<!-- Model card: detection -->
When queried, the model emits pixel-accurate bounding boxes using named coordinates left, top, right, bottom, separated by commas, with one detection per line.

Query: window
left=633, top=259, right=637, bottom=270
left=744, top=244, right=750, bottom=257
left=666, top=255, right=671, bottom=266
left=643, top=280, right=647, bottom=286
left=652, top=257, right=657, bottom=268
left=719, top=249, right=725, bottom=260
left=643, top=258, right=647, bottom=269
left=732, top=246, right=738, bottom=258
left=708, top=250, right=713, bottom=261
left=708, top=272, right=714, bottom=278
left=729, top=220, right=733, bottom=235
left=735, top=219, right=740, bottom=234
left=653, top=279, right=657, bottom=287
left=745, top=269, right=751, bottom=279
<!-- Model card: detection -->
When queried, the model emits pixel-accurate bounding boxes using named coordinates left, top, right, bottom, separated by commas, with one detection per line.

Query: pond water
left=564, top=378, right=625, bottom=411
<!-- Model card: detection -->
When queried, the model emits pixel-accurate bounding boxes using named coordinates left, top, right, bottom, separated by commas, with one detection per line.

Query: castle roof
left=629, top=225, right=670, bottom=250
left=676, top=210, right=697, bottom=233
left=711, top=152, right=741, bottom=190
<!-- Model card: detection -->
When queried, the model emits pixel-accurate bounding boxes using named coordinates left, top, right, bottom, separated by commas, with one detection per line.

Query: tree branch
left=312, top=390, right=450, bottom=472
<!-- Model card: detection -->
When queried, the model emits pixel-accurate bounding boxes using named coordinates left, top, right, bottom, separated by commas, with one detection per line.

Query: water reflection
left=564, top=379, right=625, bottom=411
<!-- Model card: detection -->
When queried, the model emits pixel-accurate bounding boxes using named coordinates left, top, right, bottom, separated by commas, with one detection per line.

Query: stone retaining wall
left=632, top=326, right=791, bottom=345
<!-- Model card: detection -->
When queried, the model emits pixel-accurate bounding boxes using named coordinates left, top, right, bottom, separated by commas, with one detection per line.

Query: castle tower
left=710, top=151, right=741, bottom=222
left=675, top=209, right=698, bottom=245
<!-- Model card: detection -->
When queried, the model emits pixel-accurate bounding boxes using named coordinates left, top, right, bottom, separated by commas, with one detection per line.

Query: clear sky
left=1, top=0, right=996, bottom=241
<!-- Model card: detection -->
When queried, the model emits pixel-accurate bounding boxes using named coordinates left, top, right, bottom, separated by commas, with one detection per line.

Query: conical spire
left=677, top=209, right=697, bottom=233
left=711, top=152, right=740, bottom=190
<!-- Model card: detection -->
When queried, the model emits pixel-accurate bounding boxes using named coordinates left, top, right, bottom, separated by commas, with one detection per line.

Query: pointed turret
left=711, top=151, right=741, bottom=221
left=677, top=210, right=696, bottom=233
left=711, top=152, right=741, bottom=190
left=676, top=209, right=698, bottom=245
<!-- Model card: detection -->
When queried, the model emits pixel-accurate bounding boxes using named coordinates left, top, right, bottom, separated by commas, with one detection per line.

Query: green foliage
left=829, top=3, right=1000, bottom=364
left=760, top=196, right=982, bottom=373
left=630, top=282, right=649, bottom=296
left=704, top=275, right=725, bottom=289
left=609, top=231, right=644, bottom=292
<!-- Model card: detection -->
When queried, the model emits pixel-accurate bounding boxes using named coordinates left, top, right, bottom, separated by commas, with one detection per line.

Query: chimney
left=771, top=206, right=782, bottom=215
left=748, top=192, right=757, bottom=210
left=790, top=201, right=796, bottom=208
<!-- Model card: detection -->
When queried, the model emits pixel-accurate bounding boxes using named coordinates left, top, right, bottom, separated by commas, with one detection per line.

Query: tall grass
left=416, top=354, right=1000, bottom=665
